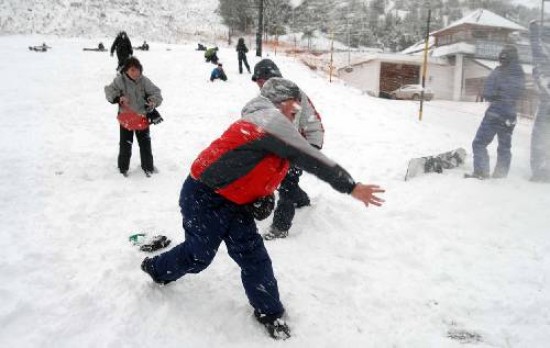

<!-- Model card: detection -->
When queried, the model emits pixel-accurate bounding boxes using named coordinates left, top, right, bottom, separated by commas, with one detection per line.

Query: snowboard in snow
left=405, top=148, right=467, bottom=181
left=29, top=45, right=50, bottom=52
left=117, top=111, right=149, bottom=131
left=83, top=48, right=107, bottom=52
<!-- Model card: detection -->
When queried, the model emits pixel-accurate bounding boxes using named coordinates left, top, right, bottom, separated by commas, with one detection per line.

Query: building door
left=379, top=63, right=420, bottom=96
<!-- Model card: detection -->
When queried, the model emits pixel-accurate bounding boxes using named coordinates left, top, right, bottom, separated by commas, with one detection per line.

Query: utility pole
left=542, top=0, right=548, bottom=28
left=347, top=17, right=351, bottom=66
left=256, top=0, right=264, bottom=57
left=419, top=9, right=431, bottom=122
left=329, top=28, right=335, bottom=82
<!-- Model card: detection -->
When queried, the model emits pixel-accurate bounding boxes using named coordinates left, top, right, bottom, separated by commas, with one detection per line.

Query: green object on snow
left=129, top=233, right=146, bottom=245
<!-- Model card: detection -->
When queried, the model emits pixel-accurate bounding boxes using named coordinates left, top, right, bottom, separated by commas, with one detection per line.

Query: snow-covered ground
left=1, top=35, right=549, bottom=348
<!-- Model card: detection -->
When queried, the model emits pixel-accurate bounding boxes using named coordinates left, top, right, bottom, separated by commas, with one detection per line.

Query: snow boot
left=263, top=226, right=288, bottom=241
left=464, top=172, right=489, bottom=180
left=255, top=313, right=291, bottom=340
left=141, top=257, right=171, bottom=285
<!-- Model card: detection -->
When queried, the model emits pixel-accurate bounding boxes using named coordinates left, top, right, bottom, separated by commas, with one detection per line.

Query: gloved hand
left=118, top=96, right=129, bottom=107
left=287, top=166, right=303, bottom=179
left=145, top=98, right=156, bottom=112
left=146, top=109, right=164, bottom=125
left=246, top=194, right=275, bottom=220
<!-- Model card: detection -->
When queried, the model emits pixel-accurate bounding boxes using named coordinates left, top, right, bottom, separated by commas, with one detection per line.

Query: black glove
left=245, top=194, right=275, bottom=220
left=139, top=235, right=171, bottom=252
left=146, top=109, right=164, bottom=125
left=287, top=166, right=303, bottom=179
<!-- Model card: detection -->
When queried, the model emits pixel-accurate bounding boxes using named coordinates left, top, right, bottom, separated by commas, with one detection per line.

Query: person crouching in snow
left=204, top=46, right=219, bottom=64
left=104, top=57, right=163, bottom=177
left=140, top=77, right=385, bottom=340
left=210, top=63, right=227, bottom=82
left=250, top=59, right=325, bottom=241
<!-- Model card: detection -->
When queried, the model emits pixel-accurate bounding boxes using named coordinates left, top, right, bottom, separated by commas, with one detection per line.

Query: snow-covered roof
left=400, top=36, right=435, bottom=55
left=434, top=9, right=526, bottom=35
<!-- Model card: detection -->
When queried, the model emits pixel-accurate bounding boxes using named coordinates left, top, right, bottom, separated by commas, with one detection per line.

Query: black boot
left=141, top=257, right=172, bottom=285
left=254, top=312, right=291, bottom=340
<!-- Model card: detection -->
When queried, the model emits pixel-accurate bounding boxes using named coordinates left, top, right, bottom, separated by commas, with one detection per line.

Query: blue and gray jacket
left=483, top=61, right=525, bottom=121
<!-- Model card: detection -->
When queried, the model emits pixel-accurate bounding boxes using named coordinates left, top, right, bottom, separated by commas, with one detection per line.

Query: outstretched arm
left=351, top=183, right=385, bottom=207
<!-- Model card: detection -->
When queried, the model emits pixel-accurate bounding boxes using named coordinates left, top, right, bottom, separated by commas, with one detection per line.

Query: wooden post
left=329, top=29, right=335, bottom=83
left=419, top=9, right=431, bottom=122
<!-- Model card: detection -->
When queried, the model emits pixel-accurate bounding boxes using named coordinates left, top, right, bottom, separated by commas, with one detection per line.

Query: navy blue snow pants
left=472, top=111, right=516, bottom=178
left=272, top=166, right=310, bottom=231
left=149, top=176, right=285, bottom=318
left=531, top=102, right=550, bottom=181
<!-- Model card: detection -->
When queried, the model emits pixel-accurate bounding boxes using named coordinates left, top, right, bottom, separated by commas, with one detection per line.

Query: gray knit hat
left=260, top=78, right=302, bottom=104
left=252, top=59, right=283, bottom=81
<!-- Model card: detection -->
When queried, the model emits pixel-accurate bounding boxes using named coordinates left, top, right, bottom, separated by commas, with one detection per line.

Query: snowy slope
left=0, top=0, right=225, bottom=43
left=0, top=35, right=549, bottom=348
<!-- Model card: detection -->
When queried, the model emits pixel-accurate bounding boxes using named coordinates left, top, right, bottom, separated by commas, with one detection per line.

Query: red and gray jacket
left=190, top=96, right=356, bottom=205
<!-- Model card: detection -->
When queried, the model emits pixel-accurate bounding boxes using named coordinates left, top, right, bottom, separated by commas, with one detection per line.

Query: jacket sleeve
left=251, top=111, right=356, bottom=194
left=104, top=77, right=123, bottom=104
left=298, top=92, right=325, bottom=148
left=530, top=21, right=550, bottom=98
left=483, top=69, right=498, bottom=102
left=110, top=37, right=118, bottom=55
left=501, top=68, right=525, bottom=103
left=142, top=76, right=163, bottom=107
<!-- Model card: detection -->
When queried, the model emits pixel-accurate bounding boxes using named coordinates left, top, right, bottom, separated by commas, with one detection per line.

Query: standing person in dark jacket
left=465, top=45, right=525, bottom=179
left=250, top=59, right=325, bottom=240
left=528, top=20, right=550, bottom=183
left=104, top=57, right=163, bottom=177
left=110, top=31, right=133, bottom=72
left=236, top=37, right=251, bottom=74
left=140, top=78, right=385, bottom=340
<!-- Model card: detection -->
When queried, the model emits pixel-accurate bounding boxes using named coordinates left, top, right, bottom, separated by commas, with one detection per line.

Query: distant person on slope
left=110, top=31, right=133, bottom=72
left=104, top=57, right=163, bottom=177
left=140, top=77, right=385, bottom=340
left=204, top=46, right=219, bottom=64
left=210, top=63, right=227, bottom=82
left=465, top=45, right=525, bottom=180
left=250, top=59, right=325, bottom=240
left=528, top=20, right=550, bottom=183
left=236, top=37, right=251, bottom=74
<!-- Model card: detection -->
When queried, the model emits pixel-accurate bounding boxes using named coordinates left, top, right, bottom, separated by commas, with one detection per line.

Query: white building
left=337, top=9, right=534, bottom=114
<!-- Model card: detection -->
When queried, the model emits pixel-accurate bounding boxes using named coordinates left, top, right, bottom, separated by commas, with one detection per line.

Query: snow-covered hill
left=0, top=0, right=226, bottom=43
left=1, top=34, right=549, bottom=347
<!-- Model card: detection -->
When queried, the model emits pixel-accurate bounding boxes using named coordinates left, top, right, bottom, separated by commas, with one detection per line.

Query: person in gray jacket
left=529, top=20, right=550, bottom=183
left=104, top=57, right=163, bottom=177
left=248, top=59, right=325, bottom=240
